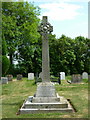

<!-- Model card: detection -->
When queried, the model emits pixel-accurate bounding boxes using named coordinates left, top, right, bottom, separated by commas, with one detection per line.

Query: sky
left=15, top=0, right=89, bottom=39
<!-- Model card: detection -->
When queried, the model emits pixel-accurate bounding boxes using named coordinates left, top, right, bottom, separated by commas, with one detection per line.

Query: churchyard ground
left=1, top=77, right=88, bottom=118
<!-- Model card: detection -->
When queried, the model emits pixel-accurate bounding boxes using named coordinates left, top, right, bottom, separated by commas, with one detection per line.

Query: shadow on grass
left=2, top=100, right=24, bottom=106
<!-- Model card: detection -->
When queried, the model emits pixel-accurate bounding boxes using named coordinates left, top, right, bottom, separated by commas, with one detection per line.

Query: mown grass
left=1, top=77, right=88, bottom=118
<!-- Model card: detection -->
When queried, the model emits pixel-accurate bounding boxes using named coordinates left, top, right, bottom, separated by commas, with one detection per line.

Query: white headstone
left=28, top=73, right=34, bottom=80
left=1, top=77, right=8, bottom=84
left=82, top=72, right=88, bottom=79
left=60, top=72, right=65, bottom=80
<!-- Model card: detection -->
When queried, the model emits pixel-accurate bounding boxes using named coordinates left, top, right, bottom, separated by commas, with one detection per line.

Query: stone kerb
left=28, top=73, right=34, bottom=80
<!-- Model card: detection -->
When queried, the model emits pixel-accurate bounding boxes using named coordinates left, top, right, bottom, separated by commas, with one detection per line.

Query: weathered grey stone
left=7, top=74, right=13, bottom=81
left=1, top=77, right=8, bottom=84
left=82, top=72, right=88, bottom=79
left=39, top=72, right=43, bottom=79
left=28, top=73, right=34, bottom=80
left=38, top=16, right=53, bottom=82
left=20, top=95, right=73, bottom=114
left=36, top=82, right=56, bottom=97
left=60, top=72, right=65, bottom=80
left=17, top=74, right=23, bottom=80
left=71, top=74, right=82, bottom=83
left=20, top=16, right=73, bottom=114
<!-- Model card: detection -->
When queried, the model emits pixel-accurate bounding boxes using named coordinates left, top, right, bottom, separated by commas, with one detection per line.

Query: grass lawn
left=1, top=77, right=88, bottom=118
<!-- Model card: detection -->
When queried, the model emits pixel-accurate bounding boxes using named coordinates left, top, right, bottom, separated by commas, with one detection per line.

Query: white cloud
left=39, top=2, right=83, bottom=21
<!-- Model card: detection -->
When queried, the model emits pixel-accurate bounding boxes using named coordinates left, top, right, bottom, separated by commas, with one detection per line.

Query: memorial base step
left=20, top=95, right=74, bottom=114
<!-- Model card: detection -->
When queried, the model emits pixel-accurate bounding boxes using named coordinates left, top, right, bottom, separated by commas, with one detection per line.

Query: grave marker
left=1, top=77, right=8, bottom=84
left=7, top=74, right=13, bottom=81
left=28, top=73, right=34, bottom=80
left=71, top=74, right=82, bottom=83
left=60, top=72, right=65, bottom=80
left=39, top=72, right=43, bottom=79
left=82, top=72, right=88, bottom=79
left=20, top=16, right=73, bottom=114
left=17, top=74, right=23, bottom=80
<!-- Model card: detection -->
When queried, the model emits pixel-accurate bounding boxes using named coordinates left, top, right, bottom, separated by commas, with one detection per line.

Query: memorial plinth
left=20, top=16, right=74, bottom=114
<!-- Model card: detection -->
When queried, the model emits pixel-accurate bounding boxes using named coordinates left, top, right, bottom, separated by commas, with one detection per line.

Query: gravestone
left=71, top=74, right=82, bottom=83
left=60, top=72, right=65, bottom=80
left=39, top=72, right=43, bottom=79
left=17, top=74, right=23, bottom=80
left=20, top=16, right=73, bottom=114
left=7, top=74, right=13, bottom=81
left=28, top=73, right=34, bottom=80
left=1, top=77, right=8, bottom=84
left=82, top=72, right=88, bottom=79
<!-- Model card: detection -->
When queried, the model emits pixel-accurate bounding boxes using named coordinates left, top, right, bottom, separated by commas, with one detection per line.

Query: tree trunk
left=9, top=54, right=13, bottom=64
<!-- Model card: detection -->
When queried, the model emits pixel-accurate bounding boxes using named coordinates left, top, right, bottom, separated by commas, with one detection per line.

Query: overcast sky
left=15, top=0, right=89, bottom=38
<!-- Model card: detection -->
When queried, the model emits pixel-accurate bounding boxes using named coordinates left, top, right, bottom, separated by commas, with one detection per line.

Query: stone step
left=32, top=97, right=60, bottom=103
left=24, top=102, right=68, bottom=109
left=20, top=108, right=73, bottom=114
left=19, top=96, right=74, bottom=114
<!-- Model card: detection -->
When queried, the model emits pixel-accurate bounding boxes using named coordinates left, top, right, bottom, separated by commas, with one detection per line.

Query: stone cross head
left=38, top=16, right=53, bottom=36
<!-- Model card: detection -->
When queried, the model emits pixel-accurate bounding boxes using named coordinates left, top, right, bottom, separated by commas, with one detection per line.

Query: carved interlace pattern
left=38, top=16, right=53, bottom=36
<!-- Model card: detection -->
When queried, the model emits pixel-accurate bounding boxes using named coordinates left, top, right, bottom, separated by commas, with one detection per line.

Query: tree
left=74, top=36, right=87, bottom=74
left=82, top=38, right=90, bottom=74
left=2, top=35, right=10, bottom=76
left=2, top=2, right=40, bottom=63
left=2, top=56, right=10, bottom=76
left=2, top=2, right=40, bottom=75
left=49, top=34, right=76, bottom=75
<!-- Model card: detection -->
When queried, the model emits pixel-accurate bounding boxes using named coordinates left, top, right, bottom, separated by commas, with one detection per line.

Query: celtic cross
left=38, top=16, right=53, bottom=36
left=38, top=16, right=53, bottom=82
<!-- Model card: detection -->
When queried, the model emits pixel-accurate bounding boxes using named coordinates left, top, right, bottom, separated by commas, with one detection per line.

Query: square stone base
left=20, top=95, right=74, bottom=114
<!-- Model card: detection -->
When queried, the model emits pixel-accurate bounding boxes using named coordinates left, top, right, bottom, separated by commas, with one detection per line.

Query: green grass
left=1, top=77, right=88, bottom=118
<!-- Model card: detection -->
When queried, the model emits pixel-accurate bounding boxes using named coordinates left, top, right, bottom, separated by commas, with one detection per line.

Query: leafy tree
left=2, top=35, right=10, bottom=76
left=49, top=34, right=76, bottom=75
left=2, top=2, right=40, bottom=75
left=2, top=35, right=7, bottom=55
left=2, top=2, right=89, bottom=76
left=2, top=2, right=40, bottom=63
left=74, top=36, right=87, bottom=74
left=82, top=38, right=90, bottom=74
left=2, top=56, right=10, bottom=76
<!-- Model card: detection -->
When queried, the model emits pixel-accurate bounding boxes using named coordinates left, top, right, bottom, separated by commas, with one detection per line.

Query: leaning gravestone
left=28, top=73, right=34, bottom=80
left=7, top=74, right=13, bottom=81
left=20, top=16, right=73, bottom=114
left=1, top=77, right=8, bottom=84
left=82, top=72, right=88, bottom=79
left=60, top=72, right=65, bottom=80
left=17, top=74, right=23, bottom=80
left=71, top=74, right=82, bottom=83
